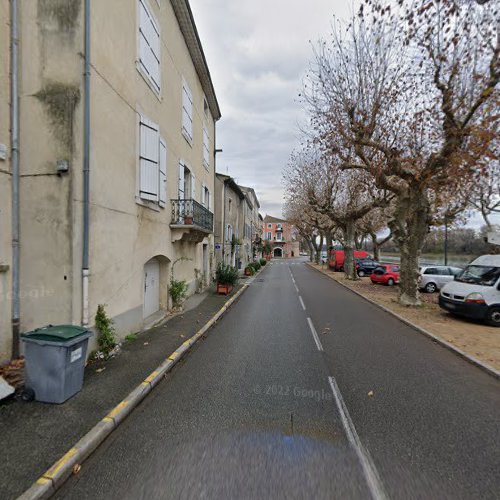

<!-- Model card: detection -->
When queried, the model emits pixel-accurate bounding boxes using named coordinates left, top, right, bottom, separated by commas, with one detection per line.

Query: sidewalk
left=0, top=285, right=243, bottom=500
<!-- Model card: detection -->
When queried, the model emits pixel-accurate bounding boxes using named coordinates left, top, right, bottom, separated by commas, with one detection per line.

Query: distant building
left=262, top=216, right=300, bottom=259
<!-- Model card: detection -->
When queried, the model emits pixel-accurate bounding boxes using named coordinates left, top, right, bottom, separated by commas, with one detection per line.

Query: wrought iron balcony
left=170, top=199, right=213, bottom=243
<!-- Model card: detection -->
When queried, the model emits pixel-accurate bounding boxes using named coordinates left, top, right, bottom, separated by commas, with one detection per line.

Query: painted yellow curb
left=17, top=280, right=254, bottom=500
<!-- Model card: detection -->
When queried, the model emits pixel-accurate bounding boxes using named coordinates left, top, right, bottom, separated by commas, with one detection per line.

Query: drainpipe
left=10, top=0, right=20, bottom=358
left=82, top=0, right=90, bottom=326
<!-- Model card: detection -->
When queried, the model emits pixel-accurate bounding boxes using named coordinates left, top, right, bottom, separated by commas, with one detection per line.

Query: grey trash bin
left=21, top=325, right=92, bottom=404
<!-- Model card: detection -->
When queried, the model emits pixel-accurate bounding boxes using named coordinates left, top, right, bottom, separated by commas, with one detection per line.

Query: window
left=267, top=224, right=272, bottom=229
left=226, top=224, right=233, bottom=242
left=228, top=199, right=232, bottom=213
left=139, top=0, right=160, bottom=93
left=201, top=184, right=211, bottom=211
left=276, top=233, right=282, bottom=242
left=203, top=126, right=210, bottom=169
left=267, top=232, right=271, bottom=240
left=182, top=79, right=193, bottom=143
left=424, top=268, right=439, bottom=275
left=178, top=163, right=194, bottom=200
left=139, top=116, right=166, bottom=207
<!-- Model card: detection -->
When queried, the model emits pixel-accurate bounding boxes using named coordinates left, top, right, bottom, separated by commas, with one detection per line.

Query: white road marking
left=328, top=376, right=388, bottom=500
left=299, top=296, right=306, bottom=311
left=294, top=284, right=299, bottom=293
left=307, top=318, right=323, bottom=351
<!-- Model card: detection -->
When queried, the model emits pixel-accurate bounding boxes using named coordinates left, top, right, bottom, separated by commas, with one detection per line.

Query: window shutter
left=178, top=163, right=185, bottom=199
left=208, top=190, right=212, bottom=212
left=139, top=117, right=159, bottom=202
left=201, top=182, right=206, bottom=207
left=190, top=173, right=196, bottom=201
left=139, top=0, right=160, bottom=92
left=203, top=126, right=210, bottom=168
left=182, top=80, right=193, bottom=141
left=159, top=138, right=167, bottom=208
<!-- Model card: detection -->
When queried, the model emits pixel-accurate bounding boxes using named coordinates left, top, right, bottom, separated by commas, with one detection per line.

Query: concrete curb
left=17, top=282, right=251, bottom=500
left=307, top=263, right=500, bottom=381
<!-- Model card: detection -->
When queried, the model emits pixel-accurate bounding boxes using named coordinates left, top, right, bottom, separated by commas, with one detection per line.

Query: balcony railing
left=171, top=199, right=213, bottom=232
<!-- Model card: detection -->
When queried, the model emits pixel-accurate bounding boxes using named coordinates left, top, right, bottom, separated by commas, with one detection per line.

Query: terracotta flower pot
left=217, top=283, right=233, bottom=295
left=184, top=216, right=193, bottom=225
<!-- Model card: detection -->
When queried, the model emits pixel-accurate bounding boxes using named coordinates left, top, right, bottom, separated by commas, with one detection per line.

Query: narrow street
left=57, top=259, right=500, bottom=500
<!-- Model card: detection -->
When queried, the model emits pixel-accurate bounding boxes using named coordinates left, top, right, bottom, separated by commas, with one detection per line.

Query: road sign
left=215, top=244, right=221, bottom=250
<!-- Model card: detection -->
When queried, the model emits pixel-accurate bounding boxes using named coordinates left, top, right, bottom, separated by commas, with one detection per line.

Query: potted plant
left=244, top=265, right=254, bottom=276
left=215, top=263, right=239, bottom=295
left=184, top=215, right=193, bottom=225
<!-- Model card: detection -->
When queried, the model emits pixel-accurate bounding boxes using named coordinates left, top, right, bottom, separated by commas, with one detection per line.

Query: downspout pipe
left=82, top=0, right=90, bottom=326
left=10, top=0, right=20, bottom=359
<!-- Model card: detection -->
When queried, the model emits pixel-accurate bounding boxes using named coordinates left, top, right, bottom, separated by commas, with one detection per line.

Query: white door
left=144, top=259, right=160, bottom=318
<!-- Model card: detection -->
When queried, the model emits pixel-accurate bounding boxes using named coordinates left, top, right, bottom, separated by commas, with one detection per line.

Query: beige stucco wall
left=9, top=0, right=217, bottom=351
left=0, top=1, right=12, bottom=361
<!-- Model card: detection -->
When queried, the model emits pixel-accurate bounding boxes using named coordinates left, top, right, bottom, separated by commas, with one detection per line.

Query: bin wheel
left=21, top=388, right=35, bottom=402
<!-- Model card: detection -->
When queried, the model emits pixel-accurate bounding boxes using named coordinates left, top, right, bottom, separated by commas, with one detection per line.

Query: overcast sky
left=190, top=0, right=498, bottom=229
left=190, top=0, right=350, bottom=218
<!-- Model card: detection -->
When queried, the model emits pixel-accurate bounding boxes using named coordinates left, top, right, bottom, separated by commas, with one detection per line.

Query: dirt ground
left=311, top=263, right=500, bottom=372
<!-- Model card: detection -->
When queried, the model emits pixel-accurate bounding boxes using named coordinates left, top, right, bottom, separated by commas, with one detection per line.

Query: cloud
left=190, top=0, right=350, bottom=217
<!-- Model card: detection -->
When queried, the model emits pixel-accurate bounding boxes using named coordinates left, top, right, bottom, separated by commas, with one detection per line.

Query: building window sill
left=135, top=196, right=161, bottom=212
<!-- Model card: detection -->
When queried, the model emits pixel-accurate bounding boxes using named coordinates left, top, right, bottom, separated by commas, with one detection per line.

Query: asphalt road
left=57, top=259, right=500, bottom=499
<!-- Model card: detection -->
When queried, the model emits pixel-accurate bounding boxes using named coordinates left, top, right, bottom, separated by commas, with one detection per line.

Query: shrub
left=170, top=278, right=188, bottom=307
left=245, top=265, right=255, bottom=276
left=95, top=305, right=117, bottom=359
left=260, top=258, right=267, bottom=266
left=216, top=262, right=239, bottom=286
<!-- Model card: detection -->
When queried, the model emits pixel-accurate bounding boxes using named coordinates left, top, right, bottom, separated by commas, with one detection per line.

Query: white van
left=439, top=255, right=500, bottom=326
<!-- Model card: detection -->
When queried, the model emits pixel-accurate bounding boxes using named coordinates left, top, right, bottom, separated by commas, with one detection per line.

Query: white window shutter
left=190, top=173, right=196, bottom=201
left=203, top=126, right=210, bottom=168
left=182, top=80, right=193, bottom=141
left=201, top=182, right=206, bottom=207
left=208, top=190, right=212, bottom=212
left=159, top=138, right=167, bottom=208
left=139, top=117, right=159, bottom=202
left=139, top=0, right=160, bottom=93
left=178, top=163, right=185, bottom=199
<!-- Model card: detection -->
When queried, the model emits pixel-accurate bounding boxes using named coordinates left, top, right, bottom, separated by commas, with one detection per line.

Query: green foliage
left=216, top=262, right=239, bottom=286
left=125, top=333, right=138, bottom=343
left=260, top=258, right=267, bottom=266
left=245, top=265, right=255, bottom=276
left=95, top=305, right=117, bottom=358
left=170, top=278, right=188, bottom=307
left=263, top=242, right=272, bottom=255
left=249, top=261, right=261, bottom=272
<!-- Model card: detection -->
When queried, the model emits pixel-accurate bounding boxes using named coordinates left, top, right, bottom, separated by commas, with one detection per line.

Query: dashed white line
left=306, top=317, right=323, bottom=351
left=294, top=284, right=299, bottom=293
left=299, top=296, right=306, bottom=311
left=328, top=376, right=387, bottom=500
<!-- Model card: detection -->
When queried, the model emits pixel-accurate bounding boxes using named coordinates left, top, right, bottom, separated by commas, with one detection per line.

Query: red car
left=370, top=265, right=400, bottom=286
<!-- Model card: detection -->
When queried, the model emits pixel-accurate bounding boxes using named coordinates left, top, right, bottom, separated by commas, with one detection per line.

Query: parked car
left=439, top=255, right=500, bottom=326
left=370, top=265, right=400, bottom=286
left=418, top=265, right=463, bottom=293
left=356, top=258, right=381, bottom=277
left=329, top=250, right=370, bottom=271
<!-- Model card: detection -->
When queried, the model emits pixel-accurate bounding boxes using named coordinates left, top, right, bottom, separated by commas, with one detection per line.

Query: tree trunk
left=370, top=232, right=380, bottom=262
left=390, top=187, right=430, bottom=306
left=344, top=221, right=358, bottom=280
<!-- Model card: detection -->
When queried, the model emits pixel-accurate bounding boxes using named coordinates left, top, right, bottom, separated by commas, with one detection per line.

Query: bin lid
left=21, top=325, right=90, bottom=343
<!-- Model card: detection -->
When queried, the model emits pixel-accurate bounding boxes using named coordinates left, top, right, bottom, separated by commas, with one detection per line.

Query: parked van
left=329, top=250, right=370, bottom=271
left=439, top=255, right=500, bottom=326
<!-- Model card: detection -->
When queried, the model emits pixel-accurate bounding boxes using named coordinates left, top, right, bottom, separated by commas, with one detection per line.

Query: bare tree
left=304, top=0, right=498, bottom=304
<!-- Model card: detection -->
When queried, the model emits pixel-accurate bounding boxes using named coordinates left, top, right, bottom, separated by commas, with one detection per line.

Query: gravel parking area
left=311, top=263, right=500, bottom=371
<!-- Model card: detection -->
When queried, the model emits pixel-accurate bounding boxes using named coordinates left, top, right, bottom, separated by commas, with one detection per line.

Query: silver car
left=419, top=265, right=462, bottom=293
